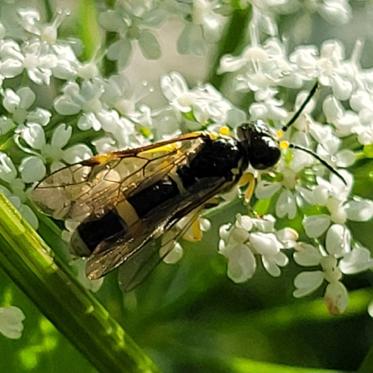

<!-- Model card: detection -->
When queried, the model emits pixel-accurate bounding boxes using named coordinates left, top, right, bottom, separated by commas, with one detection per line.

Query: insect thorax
left=177, top=135, right=247, bottom=188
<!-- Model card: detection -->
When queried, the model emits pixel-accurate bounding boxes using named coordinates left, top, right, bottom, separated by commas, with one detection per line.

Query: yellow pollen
left=276, top=129, right=285, bottom=139
left=238, top=172, right=256, bottom=203
left=280, top=140, right=289, bottom=150
left=219, top=126, right=230, bottom=136
left=191, top=219, right=203, bottom=241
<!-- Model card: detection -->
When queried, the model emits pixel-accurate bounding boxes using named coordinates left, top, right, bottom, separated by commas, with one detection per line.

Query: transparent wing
left=85, top=177, right=226, bottom=288
left=118, top=208, right=202, bottom=292
left=31, top=133, right=206, bottom=221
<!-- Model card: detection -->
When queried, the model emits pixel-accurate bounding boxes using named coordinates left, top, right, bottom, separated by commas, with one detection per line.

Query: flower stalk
left=0, top=193, right=159, bottom=373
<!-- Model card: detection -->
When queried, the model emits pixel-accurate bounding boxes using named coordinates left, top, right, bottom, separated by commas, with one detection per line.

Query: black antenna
left=282, top=81, right=319, bottom=132
left=289, top=143, right=347, bottom=185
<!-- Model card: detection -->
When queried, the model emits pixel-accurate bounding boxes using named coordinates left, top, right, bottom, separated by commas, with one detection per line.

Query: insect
left=31, top=81, right=344, bottom=291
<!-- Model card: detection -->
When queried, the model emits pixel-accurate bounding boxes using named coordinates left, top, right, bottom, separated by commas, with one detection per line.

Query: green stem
left=0, top=193, right=159, bottom=373
left=78, top=1, right=101, bottom=61
left=208, top=6, right=252, bottom=89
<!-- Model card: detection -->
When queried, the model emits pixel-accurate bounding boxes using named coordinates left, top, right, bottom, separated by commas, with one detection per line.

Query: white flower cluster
left=0, top=0, right=371, bottom=340
left=212, top=3, right=373, bottom=314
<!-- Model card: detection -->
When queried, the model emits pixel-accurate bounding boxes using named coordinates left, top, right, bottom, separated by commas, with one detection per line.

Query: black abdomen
left=128, top=178, right=179, bottom=217
left=76, top=210, right=127, bottom=252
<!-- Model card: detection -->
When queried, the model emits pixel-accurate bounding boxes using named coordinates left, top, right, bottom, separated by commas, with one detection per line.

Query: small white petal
left=255, top=181, right=281, bottom=199
left=19, top=156, right=46, bottom=183
left=276, top=228, right=298, bottom=248
left=303, top=215, right=331, bottom=238
left=294, top=243, right=322, bottom=266
left=138, top=30, right=161, bottom=60
left=226, top=244, right=256, bottom=283
left=262, top=251, right=288, bottom=277
left=62, top=144, right=92, bottom=164
left=339, top=246, right=373, bottom=274
left=19, top=203, right=38, bottom=229
left=78, top=113, right=101, bottom=131
left=0, top=306, right=25, bottom=339
left=0, top=153, right=17, bottom=182
left=54, top=95, right=81, bottom=115
left=235, top=214, right=253, bottom=231
left=276, top=189, right=297, bottom=219
left=331, top=75, right=352, bottom=101
left=22, top=123, right=45, bottom=150
left=162, top=242, right=184, bottom=264
left=335, top=149, right=355, bottom=167
left=345, top=199, right=373, bottom=221
left=51, top=123, right=72, bottom=149
left=99, top=10, right=123, bottom=32
left=249, top=232, right=281, bottom=256
left=3, top=89, right=20, bottom=113
left=251, top=215, right=275, bottom=232
left=323, top=95, right=343, bottom=122
left=177, top=23, right=207, bottom=56
left=318, top=0, right=351, bottom=25
left=324, top=281, right=348, bottom=315
left=161, top=72, right=188, bottom=102
left=293, top=271, right=324, bottom=297
left=325, top=224, right=350, bottom=257
left=71, top=259, right=103, bottom=292
left=17, top=87, right=35, bottom=109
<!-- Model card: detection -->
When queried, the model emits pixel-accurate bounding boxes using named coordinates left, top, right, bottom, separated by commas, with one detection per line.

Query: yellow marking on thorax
left=115, top=199, right=140, bottom=228
left=140, top=142, right=180, bottom=155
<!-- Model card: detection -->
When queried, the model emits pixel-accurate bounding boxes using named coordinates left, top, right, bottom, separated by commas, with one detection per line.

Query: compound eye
left=249, top=137, right=281, bottom=170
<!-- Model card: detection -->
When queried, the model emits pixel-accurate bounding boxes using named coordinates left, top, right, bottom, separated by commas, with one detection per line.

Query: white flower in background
left=0, top=39, right=24, bottom=84
left=99, top=0, right=166, bottom=68
left=1, top=87, right=50, bottom=126
left=94, top=110, right=139, bottom=150
left=255, top=127, right=314, bottom=220
left=308, top=122, right=356, bottom=168
left=290, top=40, right=354, bottom=100
left=54, top=79, right=106, bottom=131
left=161, top=71, right=245, bottom=128
left=17, top=8, right=81, bottom=81
left=317, top=0, right=352, bottom=25
left=323, top=95, right=360, bottom=138
left=219, top=214, right=297, bottom=283
left=101, top=73, right=153, bottom=116
left=101, top=73, right=155, bottom=138
left=293, top=224, right=373, bottom=314
left=18, top=8, right=67, bottom=44
left=0, top=306, right=25, bottom=339
left=16, top=122, right=92, bottom=180
left=249, top=88, right=288, bottom=121
left=18, top=40, right=58, bottom=85
left=177, top=0, right=224, bottom=56
left=0, top=154, right=38, bottom=228
left=349, top=90, right=373, bottom=145
left=255, top=154, right=312, bottom=220
left=302, top=173, right=373, bottom=238
left=219, top=23, right=303, bottom=92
